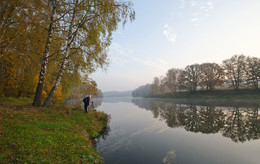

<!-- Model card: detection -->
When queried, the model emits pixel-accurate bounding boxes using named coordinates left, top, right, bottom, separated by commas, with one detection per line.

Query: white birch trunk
left=43, top=0, right=78, bottom=107
left=33, top=0, right=57, bottom=107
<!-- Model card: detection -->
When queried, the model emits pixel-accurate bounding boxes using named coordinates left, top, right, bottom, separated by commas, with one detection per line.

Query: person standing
left=83, top=95, right=91, bottom=113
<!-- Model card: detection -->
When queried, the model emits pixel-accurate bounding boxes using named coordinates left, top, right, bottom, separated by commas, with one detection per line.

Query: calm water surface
left=94, top=97, right=260, bottom=164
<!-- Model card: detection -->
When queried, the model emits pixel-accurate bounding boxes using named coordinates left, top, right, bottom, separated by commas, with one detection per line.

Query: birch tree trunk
left=33, top=0, right=57, bottom=107
left=43, top=0, right=78, bottom=107
left=42, top=0, right=135, bottom=106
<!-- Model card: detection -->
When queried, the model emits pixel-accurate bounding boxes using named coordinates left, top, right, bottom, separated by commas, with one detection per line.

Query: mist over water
left=94, top=98, right=260, bottom=164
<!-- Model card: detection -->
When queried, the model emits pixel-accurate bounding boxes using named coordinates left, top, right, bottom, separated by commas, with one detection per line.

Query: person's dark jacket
left=83, top=96, right=90, bottom=105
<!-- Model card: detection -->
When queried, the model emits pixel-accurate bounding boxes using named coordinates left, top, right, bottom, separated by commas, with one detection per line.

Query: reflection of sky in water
left=96, top=98, right=260, bottom=164
left=162, top=149, right=176, bottom=164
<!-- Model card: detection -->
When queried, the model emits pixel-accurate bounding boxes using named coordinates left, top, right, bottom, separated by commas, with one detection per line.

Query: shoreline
left=145, top=89, right=260, bottom=99
left=0, top=98, right=109, bottom=163
left=138, top=97, right=260, bottom=107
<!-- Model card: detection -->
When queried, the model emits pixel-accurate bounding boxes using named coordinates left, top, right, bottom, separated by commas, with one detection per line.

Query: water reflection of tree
left=198, top=106, right=225, bottom=134
left=148, top=101, right=160, bottom=119
left=246, top=107, right=260, bottom=140
left=161, top=104, right=181, bottom=128
left=132, top=99, right=260, bottom=143
left=222, top=107, right=247, bottom=142
left=181, top=105, right=200, bottom=132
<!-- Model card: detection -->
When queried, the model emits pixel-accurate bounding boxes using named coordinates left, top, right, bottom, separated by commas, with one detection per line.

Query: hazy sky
left=91, top=0, right=260, bottom=92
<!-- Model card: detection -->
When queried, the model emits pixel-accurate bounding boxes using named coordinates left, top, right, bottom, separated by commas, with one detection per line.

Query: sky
left=91, top=0, right=260, bottom=92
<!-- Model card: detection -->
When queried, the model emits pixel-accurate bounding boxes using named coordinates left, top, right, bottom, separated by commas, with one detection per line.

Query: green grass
left=0, top=97, right=33, bottom=105
left=0, top=98, right=109, bottom=163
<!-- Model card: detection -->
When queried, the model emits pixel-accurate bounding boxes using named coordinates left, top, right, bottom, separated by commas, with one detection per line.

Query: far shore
left=140, top=89, right=260, bottom=106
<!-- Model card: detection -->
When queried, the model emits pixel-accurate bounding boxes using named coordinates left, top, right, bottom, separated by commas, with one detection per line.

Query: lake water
left=94, top=97, right=260, bottom=164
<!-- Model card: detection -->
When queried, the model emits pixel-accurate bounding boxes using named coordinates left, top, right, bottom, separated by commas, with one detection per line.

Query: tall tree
left=184, top=64, right=201, bottom=93
left=245, top=56, right=260, bottom=89
left=222, top=55, right=246, bottom=91
left=176, top=69, right=186, bottom=92
left=165, top=68, right=181, bottom=95
left=43, top=0, right=135, bottom=106
left=0, top=0, right=47, bottom=97
left=33, top=0, right=58, bottom=106
left=158, top=75, right=166, bottom=94
left=200, top=63, right=224, bottom=92
left=149, top=77, right=160, bottom=96
left=132, top=84, right=150, bottom=97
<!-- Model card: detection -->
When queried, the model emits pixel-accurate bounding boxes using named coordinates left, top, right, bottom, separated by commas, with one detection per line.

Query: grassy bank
left=0, top=98, right=109, bottom=163
left=148, top=89, right=260, bottom=99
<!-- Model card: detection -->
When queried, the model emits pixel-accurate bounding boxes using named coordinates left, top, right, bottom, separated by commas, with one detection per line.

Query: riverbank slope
left=0, top=98, right=109, bottom=163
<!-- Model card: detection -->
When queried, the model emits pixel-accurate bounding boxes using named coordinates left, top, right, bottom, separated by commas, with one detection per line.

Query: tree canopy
left=0, top=0, right=135, bottom=106
left=133, top=55, right=260, bottom=97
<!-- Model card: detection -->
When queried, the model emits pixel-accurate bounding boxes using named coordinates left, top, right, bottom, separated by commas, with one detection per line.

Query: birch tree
left=43, top=0, right=135, bottom=106
left=33, top=0, right=58, bottom=106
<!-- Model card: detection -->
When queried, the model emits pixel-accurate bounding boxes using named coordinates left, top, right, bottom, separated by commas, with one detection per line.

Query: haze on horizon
left=91, top=0, right=260, bottom=92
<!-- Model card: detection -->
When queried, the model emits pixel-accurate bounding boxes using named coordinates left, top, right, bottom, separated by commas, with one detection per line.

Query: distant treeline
left=132, top=55, right=260, bottom=97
